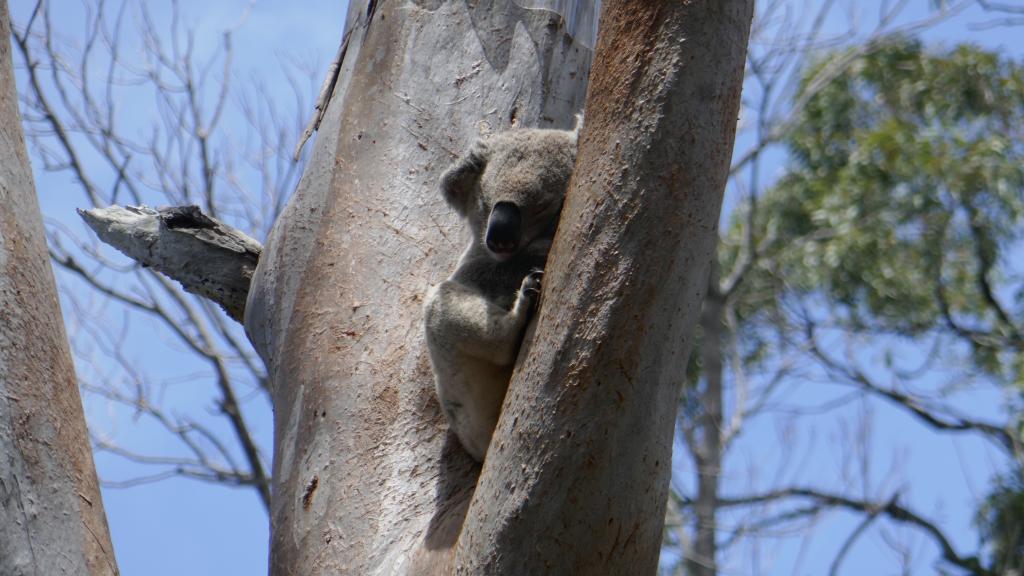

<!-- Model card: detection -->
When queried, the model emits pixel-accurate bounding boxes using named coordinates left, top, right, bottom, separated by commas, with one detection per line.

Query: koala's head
left=439, top=127, right=577, bottom=261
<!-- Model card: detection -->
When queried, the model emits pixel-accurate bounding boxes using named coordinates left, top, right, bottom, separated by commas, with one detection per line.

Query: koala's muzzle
left=485, top=201, right=521, bottom=257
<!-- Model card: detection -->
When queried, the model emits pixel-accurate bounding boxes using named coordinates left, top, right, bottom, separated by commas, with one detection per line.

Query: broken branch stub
left=78, top=205, right=262, bottom=322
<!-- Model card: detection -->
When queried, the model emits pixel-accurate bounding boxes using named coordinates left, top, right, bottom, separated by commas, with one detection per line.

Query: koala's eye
left=524, top=194, right=554, bottom=217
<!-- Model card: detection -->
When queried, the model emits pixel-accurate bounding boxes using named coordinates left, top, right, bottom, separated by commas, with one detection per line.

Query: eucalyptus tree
left=14, top=1, right=755, bottom=574
left=697, top=39, right=1024, bottom=575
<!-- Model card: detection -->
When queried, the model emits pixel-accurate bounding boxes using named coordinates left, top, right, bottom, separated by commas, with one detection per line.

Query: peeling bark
left=457, top=2, right=753, bottom=574
left=0, top=0, right=118, bottom=573
left=78, top=205, right=261, bottom=323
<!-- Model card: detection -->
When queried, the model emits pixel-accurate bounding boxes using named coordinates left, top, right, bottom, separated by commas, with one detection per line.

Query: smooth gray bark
left=457, top=2, right=753, bottom=574
left=78, top=205, right=262, bottom=323
left=244, top=2, right=592, bottom=574
left=0, top=1, right=118, bottom=573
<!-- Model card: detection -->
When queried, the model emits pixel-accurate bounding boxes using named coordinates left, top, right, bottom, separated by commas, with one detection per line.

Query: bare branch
left=804, top=321, right=1018, bottom=455
left=78, top=205, right=261, bottom=322
left=828, top=499, right=886, bottom=576
left=976, top=0, right=1024, bottom=14
left=293, top=32, right=346, bottom=160
left=716, top=487, right=990, bottom=575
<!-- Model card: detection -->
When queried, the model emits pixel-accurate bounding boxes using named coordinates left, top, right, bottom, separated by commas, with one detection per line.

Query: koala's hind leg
left=425, top=272, right=541, bottom=366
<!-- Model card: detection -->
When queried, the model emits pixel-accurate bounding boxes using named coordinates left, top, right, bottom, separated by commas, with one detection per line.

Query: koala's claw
left=519, top=270, right=544, bottom=311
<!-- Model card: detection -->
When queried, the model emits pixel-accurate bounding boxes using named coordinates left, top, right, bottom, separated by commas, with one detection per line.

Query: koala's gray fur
left=424, top=123, right=579, bottom=461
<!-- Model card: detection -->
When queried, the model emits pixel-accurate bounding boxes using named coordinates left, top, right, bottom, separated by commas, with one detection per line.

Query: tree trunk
left=244, top=2, right=592, bottom=574
left=0, top=1, right=118, bottom=574
left=689, top=264, right=723, bottom=576
left=245, top=0, right=751, bottom=573
left=456, top=2, right=752, bottom=574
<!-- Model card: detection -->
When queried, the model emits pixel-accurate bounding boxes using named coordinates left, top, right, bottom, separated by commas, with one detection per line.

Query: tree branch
left=717, top=487, right=991, bottom=575
left=963, top=201, right=1022, bottom=345
left=805, top=321, right=1018, bottom=455
left=457, top=2, right=753, bottom=573
left=78, top=205, right=261, bottom=322
left=828, top=499, right=886, bottom=576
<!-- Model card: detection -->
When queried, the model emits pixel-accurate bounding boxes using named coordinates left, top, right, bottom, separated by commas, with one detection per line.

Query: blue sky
left=8, top=1, right=1023, bottom=575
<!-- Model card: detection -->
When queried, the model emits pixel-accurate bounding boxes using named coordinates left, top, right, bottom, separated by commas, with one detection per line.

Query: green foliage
left=721, top=38, right=1024, bottom=574
left=977, top=470, right=1024, bottom=574
left=728, top=38, right=1024, bottom=379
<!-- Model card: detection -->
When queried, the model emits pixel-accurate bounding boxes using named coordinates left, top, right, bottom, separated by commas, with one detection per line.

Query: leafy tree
left=978, top=470, right=1024, bottom=574
left=764, top=39, right=1024, bottom=353
left=720, top=38, right=1024, bottom=575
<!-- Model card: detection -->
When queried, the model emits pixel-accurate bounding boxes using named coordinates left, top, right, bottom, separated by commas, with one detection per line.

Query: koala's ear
left=439, top=140, right=489, bottom=216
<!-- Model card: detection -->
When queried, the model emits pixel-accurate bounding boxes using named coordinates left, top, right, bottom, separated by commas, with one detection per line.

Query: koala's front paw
left=518, top=270, right=544, bottom=311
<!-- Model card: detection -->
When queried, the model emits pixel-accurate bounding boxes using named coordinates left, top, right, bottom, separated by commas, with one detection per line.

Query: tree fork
left=70, top=1, right=752, bottom=573
left=244, top=2, right=594, bottom=574
left=457, top=1, right=753, bottom=573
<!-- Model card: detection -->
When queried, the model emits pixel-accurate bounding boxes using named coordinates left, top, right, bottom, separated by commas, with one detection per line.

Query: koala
left=424, top=123, right=579, bottom=461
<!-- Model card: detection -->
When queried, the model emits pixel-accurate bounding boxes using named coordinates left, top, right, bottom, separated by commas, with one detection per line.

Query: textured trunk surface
left=456, top=2, right=753, bottom=574
left=244, top=2, right=593, bottom=574
left=0, top=1, right=118, bottom=574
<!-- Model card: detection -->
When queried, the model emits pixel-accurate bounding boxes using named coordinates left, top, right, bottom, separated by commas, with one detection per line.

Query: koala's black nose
left=486, top=201, right=521, bottom=256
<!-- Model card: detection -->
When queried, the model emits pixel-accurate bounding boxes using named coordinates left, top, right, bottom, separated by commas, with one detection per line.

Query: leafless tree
left=10, top=0, right=318, bottom=510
